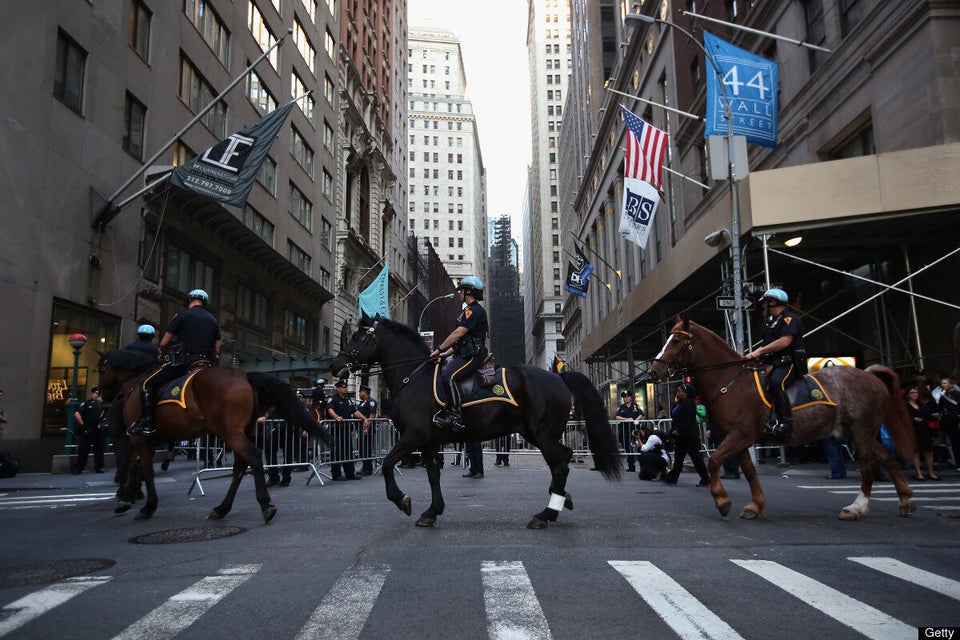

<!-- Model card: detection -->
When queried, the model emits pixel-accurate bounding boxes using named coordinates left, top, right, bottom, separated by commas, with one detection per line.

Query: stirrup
left=433, top=410, right=463, bottom=432
left=763, top=420, right=792, bottom=436
left=127, top=418, right=155, bottom=437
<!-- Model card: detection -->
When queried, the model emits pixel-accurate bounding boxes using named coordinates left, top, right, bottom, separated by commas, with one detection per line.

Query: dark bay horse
left=330, top=316, right=621, bottom=529
left=644, top=317, right=916, bottom=521
left=99, top=349, right=331, bottom=522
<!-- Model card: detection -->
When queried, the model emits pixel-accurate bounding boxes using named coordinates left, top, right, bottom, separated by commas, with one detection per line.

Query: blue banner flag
left=359, top=264, right=390, bottom=319
left=564, top=244, right=594, bottom=298
left=703, top=31, right=779, bottom=149
left=170, top=98, right=297, bottom=207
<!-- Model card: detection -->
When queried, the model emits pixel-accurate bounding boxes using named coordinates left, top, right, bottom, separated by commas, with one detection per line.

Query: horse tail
left=247, top=373, right=332, bottom=447
left=560, top=371, right=622, bottom=480
left=866, top=365, right=916, bottom=462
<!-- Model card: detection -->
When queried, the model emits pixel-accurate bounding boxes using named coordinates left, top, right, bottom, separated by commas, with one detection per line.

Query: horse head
left=645, top=315, right=695, bottom=382
left=97, top=349, right=155, bottom=401
left=330, top=313, right=381, bottom=377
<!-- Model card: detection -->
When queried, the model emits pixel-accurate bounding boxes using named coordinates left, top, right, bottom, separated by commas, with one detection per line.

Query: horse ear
left=678, top=313, right=690, bottom=331
left=360, top=311, right=371, bottom=325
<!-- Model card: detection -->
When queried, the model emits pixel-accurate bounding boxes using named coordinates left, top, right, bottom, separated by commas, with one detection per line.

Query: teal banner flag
left=358, top=264, right=390, bottom=319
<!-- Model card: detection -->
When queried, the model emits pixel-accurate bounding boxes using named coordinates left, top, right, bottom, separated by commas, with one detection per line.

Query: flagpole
left=682, top=10, right=832, bottom=53
left=606, top=89, right=702, bottom=122
left=567, top=231, right=622, bottom=280
left=664, top=166, right=709, bottom=190
left=93, top=32, right=289, bottom=229
left=563, top=248, right=612, bottom=291
left=390, top=282, right=420, bottom=313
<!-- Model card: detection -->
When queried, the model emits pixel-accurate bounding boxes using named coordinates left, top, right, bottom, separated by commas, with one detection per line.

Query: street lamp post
left=64, top=333, right=87, bottom=454
left=626, top=13, right=746, bottom=354
left=417, top=293, right=456, bottom=333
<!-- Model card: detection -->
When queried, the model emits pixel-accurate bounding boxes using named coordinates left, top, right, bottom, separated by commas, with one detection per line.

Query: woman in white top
left=637, top=424, right=670, bottom=480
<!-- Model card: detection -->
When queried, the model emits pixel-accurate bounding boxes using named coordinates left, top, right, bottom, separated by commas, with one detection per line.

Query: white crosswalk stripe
left=849, top=557, right=960, bottom=602
left=0, top=492, right=115, bottom=510
left=0, top=576, right=112, bottom=637
left=610, top=560, right=743, bottom=640
left=798, top=481, right=960, bottom=510
left=110, top=564, right=260, bottom=640
left=731, top=559, right=915, bottom=640
left=481, top=560, right=552, bottom=640
left=296, top=565, right=390, bottom=640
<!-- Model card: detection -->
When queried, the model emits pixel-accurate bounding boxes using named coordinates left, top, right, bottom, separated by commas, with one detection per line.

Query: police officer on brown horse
left=430, top=276, right=489, bottom=432
left=746, top=288, right=804, bottom=437
left=128, top=289, right=221, bottom=436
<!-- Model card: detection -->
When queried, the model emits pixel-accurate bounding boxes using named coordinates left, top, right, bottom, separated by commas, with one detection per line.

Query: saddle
left=432, top=362, right=518, bottom=408
left=475, top=353, right=497, bottom=387
left=156, top=365, right=210, bottom=410
left=754, top=370, right=837, bottom=412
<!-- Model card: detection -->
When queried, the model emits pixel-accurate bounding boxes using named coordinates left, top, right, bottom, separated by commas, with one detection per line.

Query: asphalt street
left=1, top=453, right=959, bottom=639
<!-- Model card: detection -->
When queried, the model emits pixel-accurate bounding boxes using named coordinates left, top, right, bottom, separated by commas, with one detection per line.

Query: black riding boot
left=127, top=387, right=156, bottom=436
left=436, top=379, right=465, bottom=432
left=765, top=387, right=793, bottom=436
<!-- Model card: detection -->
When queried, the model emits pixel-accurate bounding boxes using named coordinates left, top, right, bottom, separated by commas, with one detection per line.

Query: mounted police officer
left=128, top=289, right=221, bottom=436
left=746, top=288, right=805, bottom=437
left=125, top=324, right=161, bottom=362
left=430, top=276, right=489, bottom=432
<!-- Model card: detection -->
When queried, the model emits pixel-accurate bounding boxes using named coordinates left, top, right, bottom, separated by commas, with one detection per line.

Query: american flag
left=620, top=106, right=668, bottom=193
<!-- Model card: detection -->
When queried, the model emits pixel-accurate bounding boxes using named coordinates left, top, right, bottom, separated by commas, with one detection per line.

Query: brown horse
left=99, top=349, right=331, bottom=522
left=643, top=317, right=916, bottom=521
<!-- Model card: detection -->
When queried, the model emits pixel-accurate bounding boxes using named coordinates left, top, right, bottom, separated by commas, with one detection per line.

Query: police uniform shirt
left=762, top=309, right=804, bottom=355
left=455, top=301, right=489, bottom=347
left=166, top=306, right=221, bottom=357
left=328, top=394, right=356, bottom=419
left=78, top=398, right=105, bottom=430
left=124, top=340, right=161, bottom=360
left=616, top=402, right=642, bottom=420
left=358, top=396, right=377, bottom=419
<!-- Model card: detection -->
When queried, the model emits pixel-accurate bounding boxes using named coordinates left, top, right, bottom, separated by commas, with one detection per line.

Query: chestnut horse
left=99, top=349, right=331, bottom=522
left=330, top=315, right=621, bottom=529
left=643, top=317, right=916, bottom=521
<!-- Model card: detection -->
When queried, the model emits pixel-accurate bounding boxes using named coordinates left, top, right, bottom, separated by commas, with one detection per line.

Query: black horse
left=330, top=315, right=621, bottom=529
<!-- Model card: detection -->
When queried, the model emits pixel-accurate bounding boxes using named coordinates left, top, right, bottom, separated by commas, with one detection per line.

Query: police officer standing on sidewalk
left=73, top=387, right=106, bottom=474
left=353, top=385, right=378, bottom=476
left=326, top=380, right=361, bottom=481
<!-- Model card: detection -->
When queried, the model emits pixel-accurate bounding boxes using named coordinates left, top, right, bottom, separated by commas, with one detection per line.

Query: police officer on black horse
left=128, top=289, right=221, bottom=436
left=746, top=288, right=805, bottom=437
left=430, top=276, right=489, bottom=432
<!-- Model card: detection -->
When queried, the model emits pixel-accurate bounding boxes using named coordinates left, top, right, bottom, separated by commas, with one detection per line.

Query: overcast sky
left=407, top=0, right=532, bottom=247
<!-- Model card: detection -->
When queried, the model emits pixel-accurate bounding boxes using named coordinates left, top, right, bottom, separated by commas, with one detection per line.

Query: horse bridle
left=649, top=328, right=759, bottom=382
left=647, top=329, right=694, bottom=380
left=339, top=323, right=431, bottom=388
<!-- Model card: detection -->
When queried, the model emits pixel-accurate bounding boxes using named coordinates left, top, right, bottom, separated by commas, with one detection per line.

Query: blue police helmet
left=137, top=324, right=156, bottom=336
left=761, top=288, right=788, bottom=304
left=457, top=276, right=485, bottom=300
left=188, top=289, right=209, bottom=304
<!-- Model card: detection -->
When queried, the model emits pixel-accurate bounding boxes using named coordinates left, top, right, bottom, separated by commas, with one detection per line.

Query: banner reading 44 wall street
left=703, top=31, right=779, bottom=149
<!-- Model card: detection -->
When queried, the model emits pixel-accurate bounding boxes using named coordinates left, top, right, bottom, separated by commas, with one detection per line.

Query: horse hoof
left=738, top=508, right=759, bottom=520
left=114, top=502, right=132, bottom=514
left=208, top=509, right=225, bottom=520
left=564, top=493, right=574, bottom=511
left=717, top=501, right=732, bottom=518
left=415, top=516, right=436, bottom=527
left=839, top=508, right=860, bottom=521
left=899, top=502, right=916, bottom=517
left=400, top=495, right=412, bottom=516
left=134, top=511, right=152, bottom=521
left=527, top=516, right=548, bottom=530
left=262, top=506, right=277, bottom=523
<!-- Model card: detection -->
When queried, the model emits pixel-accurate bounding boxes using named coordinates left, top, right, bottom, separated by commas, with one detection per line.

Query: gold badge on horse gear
left=492, top=384, right=505, bottom=396
left=811, top=389, right=824, bottom=400
left=171, top=385, right=182, bottom=398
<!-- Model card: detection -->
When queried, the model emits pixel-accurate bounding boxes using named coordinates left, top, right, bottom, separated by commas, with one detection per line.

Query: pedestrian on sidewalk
left=661, top=384, right=710, bottom=487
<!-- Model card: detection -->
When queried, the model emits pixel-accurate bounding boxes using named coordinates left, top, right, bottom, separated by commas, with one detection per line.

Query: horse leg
left=209, top=454, right=249, bottom=521
left=528, top=439, right=572, bottom=529
left=415, top=445, right=445, bottom=527
left=134, top=440, right=159, bottom=520
left=233, top=437, right=276, bottom=523
left=381, top=441, right=414, bottom=516
left=736, top=450, right=767, bottom=520
left=706, top=437, right=744, bottom=518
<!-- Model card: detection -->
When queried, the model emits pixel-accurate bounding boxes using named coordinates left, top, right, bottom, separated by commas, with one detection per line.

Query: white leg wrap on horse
left=844, top=491, right=870, bottom=515
left=548, top=493, right=566, bottom=511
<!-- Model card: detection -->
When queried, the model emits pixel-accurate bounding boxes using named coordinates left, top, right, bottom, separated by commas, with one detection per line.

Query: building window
left=247, top=69, right=277, bottom=115
left=321, top=217, right=332, bottom=250
left=284, top=309, right=308, bottom=344
left=292, top=72, right=316, bottom=124
left=828, top=121, right=875, bottom=159
left=324, top=73, right=335, bottom=104
left=185, top=0, right=230, bottom=66
left=840, top=0, right=864, bottom=36
left=122, top=92, right=146, bottom=159
left=322, top=168, right=333, bottom=200
left=130, top=0, right=151, bottom=60
left=256, top=155, right=277, bottom=195
left=54, top=29, right=86, bottom=112
left=179, top=55, right=227, bottom=137
left=247, top=1, right=279, bottom=71
left=287, top=240, right=311, bottom=275
left=293, top=19, right=317, bottom=74
left=325, top=27, right=336, bottom=60
left=243, top=205, right=275, bottom=245
left=288, top=182, right=313, bottom=230
left=323, top=120, right=334, bottom=152
left=237, top=284, right=268, bottom=328
left=320, top=267, right=331, bottom=290
left=165, top=244, right=214, bottom=296
left=300, top=0, right=319, bottom=23
left=290, top=126, right=315, bottom=177
left=803, top=0, right=828, bottom=72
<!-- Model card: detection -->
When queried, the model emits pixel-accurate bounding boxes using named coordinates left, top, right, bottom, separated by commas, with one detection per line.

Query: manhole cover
left=0, top=559, right=116, bottom=588
left=129, top=526, right=245, bottom=545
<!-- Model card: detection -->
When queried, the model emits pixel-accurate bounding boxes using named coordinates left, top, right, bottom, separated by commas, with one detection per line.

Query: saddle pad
left=753, top=371, right=837, bottom=411
left=432, top=364, right=518, bottom=408
left=157, top=371, right=202, bottom=409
